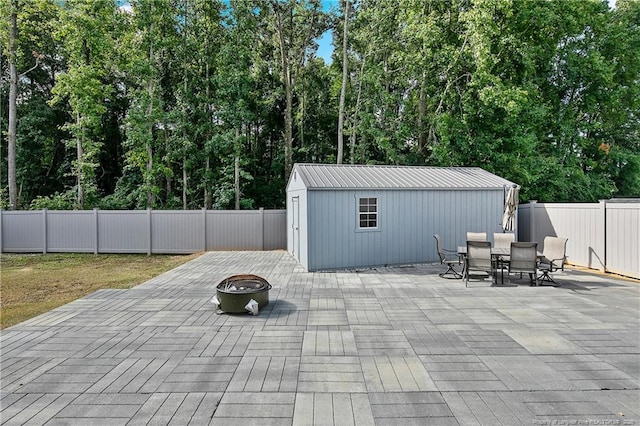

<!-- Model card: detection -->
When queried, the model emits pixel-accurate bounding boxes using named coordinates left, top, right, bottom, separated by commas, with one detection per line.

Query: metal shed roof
left=291, top=163, right=516, bottom=190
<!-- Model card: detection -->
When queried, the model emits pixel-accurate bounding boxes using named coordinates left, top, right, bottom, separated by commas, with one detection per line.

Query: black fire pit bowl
left=216, top=274, right=272, bottom=314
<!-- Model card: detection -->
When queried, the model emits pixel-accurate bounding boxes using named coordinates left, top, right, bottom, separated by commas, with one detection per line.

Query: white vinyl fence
left=518, top=200, right=639, bottom=279
left=0, top=209, right=286, bottom=254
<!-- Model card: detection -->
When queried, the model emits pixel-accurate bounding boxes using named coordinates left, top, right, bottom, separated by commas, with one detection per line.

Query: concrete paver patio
left=1, top=251, right=639, bottom=425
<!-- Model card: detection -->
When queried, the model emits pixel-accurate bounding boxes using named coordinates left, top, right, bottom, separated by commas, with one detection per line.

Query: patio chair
left=493, top=232, right=515, bottom=249
left=465, top=240, right=493, bottom=287
left=493, top=232, right=515, bottom=273
left=507, top=242, right=538, bottom=286
left=434, top=234, right=462, bottom=279
left=538, top=236, right=568, bottom=286
left=466, top=232, right=487, bottom=241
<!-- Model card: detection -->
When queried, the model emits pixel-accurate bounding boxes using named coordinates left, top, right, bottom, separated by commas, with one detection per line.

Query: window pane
left=358, top=197, right=378, bottom=228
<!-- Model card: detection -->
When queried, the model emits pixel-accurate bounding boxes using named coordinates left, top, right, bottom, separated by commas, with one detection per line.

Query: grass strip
left=0, top=252, right=200, bottom=329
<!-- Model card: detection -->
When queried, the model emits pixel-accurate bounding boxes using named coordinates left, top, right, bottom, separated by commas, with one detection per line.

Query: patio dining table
left=457, top=246, right=543, bottom=284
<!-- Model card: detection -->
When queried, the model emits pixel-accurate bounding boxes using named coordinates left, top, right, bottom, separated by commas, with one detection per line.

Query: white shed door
left=291, top=196, right=300, bottom=259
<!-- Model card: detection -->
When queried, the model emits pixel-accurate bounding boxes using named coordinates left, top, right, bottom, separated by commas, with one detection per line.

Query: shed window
left=358, top=197, right=378, bottom=229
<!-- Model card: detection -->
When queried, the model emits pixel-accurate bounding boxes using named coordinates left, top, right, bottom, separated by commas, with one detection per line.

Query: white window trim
left=356, top=196, right=380, bottom=232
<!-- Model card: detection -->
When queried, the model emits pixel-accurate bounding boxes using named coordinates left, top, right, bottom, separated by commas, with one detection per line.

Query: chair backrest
left=467, top=232, right=487, bottom=242
left=494, top=233, right=515, bottom=249
left=433, top=234, right=446, bottom=262
left=543, top=236, right=568, bottom=266
left=509, top=242, right=537, bottom=273
left=466, top=240, right=492, bottom=269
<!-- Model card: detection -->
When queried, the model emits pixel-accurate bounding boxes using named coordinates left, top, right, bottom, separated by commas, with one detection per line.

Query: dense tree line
left=1, top=0, right=638, bottom=210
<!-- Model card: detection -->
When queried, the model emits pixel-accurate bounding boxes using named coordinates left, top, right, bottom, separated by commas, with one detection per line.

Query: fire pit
left=214, top=274, right=271, bottom=314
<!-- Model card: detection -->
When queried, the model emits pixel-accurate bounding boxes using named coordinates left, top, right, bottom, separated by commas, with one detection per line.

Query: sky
left=316, top=30, right=334, bottom=64
left=316, top=0, right=338, bottom=63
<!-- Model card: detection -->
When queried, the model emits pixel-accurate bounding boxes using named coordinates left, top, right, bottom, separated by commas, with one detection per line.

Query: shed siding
left=306, top=189, right=505, bottom=271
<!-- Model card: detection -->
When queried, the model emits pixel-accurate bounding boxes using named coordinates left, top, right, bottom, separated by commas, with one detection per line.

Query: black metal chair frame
left=434, top=234, right=462, bottom=279
left=538, top=237, right=568, bottom=286
left=538, top=258, right=565, bottom=285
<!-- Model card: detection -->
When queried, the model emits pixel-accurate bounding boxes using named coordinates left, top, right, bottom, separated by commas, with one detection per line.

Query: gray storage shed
left=286, top=163, right=517, bottom=271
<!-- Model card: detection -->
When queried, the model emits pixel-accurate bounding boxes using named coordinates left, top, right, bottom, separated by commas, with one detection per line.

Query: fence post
left=202, top=207, right=207, bottom=251
left=599, top=200, right=607, bottom=272
left=0, top=209, right=3, bottom=254
left=147, top=208, right=152, bottom=255
left=94, top=208, right=99, bottom=254
left=260, top=207, right=265, bottom=250
left=42, top=209, right=48, bottom=254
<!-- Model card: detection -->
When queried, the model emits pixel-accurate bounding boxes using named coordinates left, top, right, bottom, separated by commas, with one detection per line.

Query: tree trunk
left=284, top=72, right=293, bottom=179
left=204, top=157, right=211, bottom=209
left=7, top=1, right=18, bottom=210
left=76, top=112, right=84, bottom=209
left=299, top=77, right=305, bottom=153
left=350, top=54, right=365, bottom=164
left=146, top=127, right=154, bottom=207
left=418, top=71, right=427, bottom=154
left=204, top=62, right=211, bottom=209
left=337, top=0, right=349, bottom=164
left=182, top=154, right=187, bottom=210
left=234, top=126, right=241, bottom=210
left=273, top=2, right=293, bottom=180
left=146, top=12, right=155, bottom=208
left=234, top=154, right=240, bottom=210
left=164, top=128, right=171, bottom=205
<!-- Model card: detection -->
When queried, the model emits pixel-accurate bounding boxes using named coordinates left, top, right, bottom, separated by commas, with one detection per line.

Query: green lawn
left=0, top=252, right=200, bottom=329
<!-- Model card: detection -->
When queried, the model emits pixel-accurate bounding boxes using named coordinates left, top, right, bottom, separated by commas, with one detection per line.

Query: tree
left=269, top=0, right=329, bottom=179
left=336, top=0, right=349, bottom=164
left=6, top=0, right=19, bottom=210
left=50, top=0, right=119, bottom=209
left=4, top=0, right=45, bottom=209
left=120, top=0, right=182, bottom=209
left=3, top=0, right=639, bottom=209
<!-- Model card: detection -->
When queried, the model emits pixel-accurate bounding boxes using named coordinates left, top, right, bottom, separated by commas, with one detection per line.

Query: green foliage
left=3, top=0, right=639, bottom=210
left=29, top=191, right=77, bottom=210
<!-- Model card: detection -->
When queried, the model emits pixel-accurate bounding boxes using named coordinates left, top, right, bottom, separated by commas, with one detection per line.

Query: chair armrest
left=538, top=257, right=565, bottom=271
left=553, top=256, right=566, bottom=271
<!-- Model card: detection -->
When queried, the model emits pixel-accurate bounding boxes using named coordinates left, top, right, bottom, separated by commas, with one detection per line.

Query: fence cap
left=606, top=198, right=640, bottom=203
